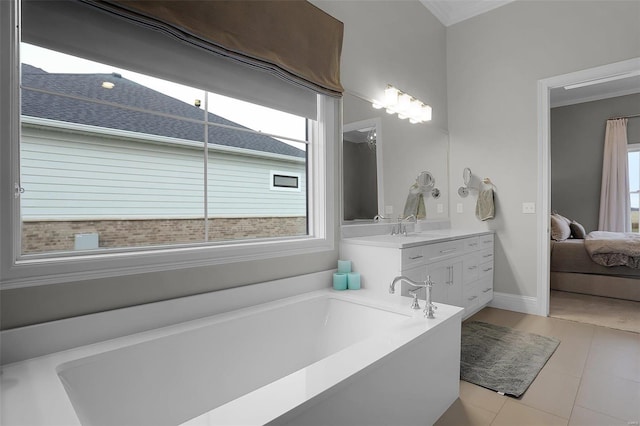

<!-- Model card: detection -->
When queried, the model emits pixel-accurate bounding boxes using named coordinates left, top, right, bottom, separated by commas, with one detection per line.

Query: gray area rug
left=460, top=321, right=560, bottom=397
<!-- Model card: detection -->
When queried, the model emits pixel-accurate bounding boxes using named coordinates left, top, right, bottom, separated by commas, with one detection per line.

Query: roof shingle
left=21, top=64, right=306, bottom=158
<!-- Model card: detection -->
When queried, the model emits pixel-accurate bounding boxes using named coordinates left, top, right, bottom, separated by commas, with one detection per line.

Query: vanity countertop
left=341, top=229, right=494, bottom=249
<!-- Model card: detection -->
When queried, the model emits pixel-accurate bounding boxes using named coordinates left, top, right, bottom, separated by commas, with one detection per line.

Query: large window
left=628, top=145, right=640, bottom=232
left=20, top=44, right=309, bottom=255
left=0, top=0, right=336, bottom=286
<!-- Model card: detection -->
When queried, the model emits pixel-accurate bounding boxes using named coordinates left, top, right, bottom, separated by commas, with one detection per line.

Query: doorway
left=537, top=57, right=640, bottom=317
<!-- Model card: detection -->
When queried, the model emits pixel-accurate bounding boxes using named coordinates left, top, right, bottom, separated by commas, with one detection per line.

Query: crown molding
left=420, top=0, right=517, bottom=27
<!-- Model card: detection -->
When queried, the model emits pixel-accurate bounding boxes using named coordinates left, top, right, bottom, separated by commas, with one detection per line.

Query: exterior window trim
left=270, top=171, right=302, bottom=192
left=0, top=2, right=336, bottom=289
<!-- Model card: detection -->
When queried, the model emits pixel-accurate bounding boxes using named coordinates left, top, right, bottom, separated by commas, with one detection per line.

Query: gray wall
left=551, top=94, right=640, bottom=233
left=316, top=1, right=450, bottom=222
left=1, top=0, right=450, bottom=329
left=447, top=0, right=640, bottom=298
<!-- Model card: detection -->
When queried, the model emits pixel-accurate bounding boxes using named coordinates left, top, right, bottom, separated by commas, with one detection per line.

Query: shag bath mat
left=460, top=321, right=560, bottom=397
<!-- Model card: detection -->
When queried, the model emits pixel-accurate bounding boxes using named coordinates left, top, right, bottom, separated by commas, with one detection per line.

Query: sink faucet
left=391, top=215, right=416, bottom=236
left=389, top=275, right=437, bottom=318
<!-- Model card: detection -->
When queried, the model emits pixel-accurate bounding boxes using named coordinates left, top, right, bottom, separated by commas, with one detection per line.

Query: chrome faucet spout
left=389, top=275, right=436, bottom=318
left=389, top=275, right=423, bottom=293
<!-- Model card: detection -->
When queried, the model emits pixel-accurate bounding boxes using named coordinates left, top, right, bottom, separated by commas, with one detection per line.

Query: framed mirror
left=342, top=92, right=450, bottom=224
left=343, top=118, right=383, bottom=221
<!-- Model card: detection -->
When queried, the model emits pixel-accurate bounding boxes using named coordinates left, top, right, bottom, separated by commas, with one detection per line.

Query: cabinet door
left=426, top=261, right=449, bottom=304
left=426, top=259, right=463, bottom=307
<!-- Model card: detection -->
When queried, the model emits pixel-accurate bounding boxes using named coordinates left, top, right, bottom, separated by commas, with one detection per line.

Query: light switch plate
left=437, top=203, right=443, bottom=213
left=522, top=202, right=535, bottom=214
left=456, top=203, right=463, bottom=213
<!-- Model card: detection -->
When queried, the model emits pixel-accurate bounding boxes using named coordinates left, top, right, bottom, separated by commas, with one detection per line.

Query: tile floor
left=435, top=307, right=640, bottom=426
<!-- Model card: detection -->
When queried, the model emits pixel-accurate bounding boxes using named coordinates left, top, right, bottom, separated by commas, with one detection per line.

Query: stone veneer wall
left=22, top=217, right=307, bottom=254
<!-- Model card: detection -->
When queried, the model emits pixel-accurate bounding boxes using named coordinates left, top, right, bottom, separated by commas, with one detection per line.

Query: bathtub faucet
left=389, top=275, right=437, bottom=318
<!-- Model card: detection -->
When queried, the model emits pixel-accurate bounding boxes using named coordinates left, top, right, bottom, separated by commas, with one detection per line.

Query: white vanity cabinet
left=340, top=231, right=494, bottom=319
left=427, top=257, right=463, bottom=308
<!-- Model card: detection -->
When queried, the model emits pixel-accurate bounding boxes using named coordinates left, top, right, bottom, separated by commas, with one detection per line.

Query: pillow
left=552, top=212, right=571, bottom=225
left=550, top=214, right=571, bottom=241
left=569, top=220, right=586, bottom=239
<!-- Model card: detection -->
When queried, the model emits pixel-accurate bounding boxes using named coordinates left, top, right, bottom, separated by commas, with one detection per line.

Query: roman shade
left=21, top=0, right=343, bottom=119
left=87, top=0, right=344, bottom=97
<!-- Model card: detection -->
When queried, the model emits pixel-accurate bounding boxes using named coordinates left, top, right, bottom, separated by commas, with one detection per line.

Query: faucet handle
left=408, top=288, right=421, bottom=310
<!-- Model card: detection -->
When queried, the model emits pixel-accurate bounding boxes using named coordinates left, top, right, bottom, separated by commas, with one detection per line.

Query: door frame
left=536, top=57, right=640, bottom=316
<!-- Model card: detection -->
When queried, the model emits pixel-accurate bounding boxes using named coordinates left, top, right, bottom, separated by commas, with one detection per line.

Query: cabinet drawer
left=401, top=246, right=426, bottom=269
left=464, top=237, right=480, bottom=252
left=463, top=281, right=480, bottom=310
left=479, top=261, right=494, bottom=281
left=480, top=234, right=494, bottom=249
left=462, top=254, right=479, bottom=284
left=479, top=248, right=493, bottom=262
left=478, top=278, right=493, bottom=305
left=422, top=240, right=464, bottom=263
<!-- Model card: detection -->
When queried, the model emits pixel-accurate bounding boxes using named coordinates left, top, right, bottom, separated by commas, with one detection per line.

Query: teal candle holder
left=333, top=273, right=347, bottom=290
left=347, top=272, right=361, bottom=290
left=337, top=260, right=352, bottom=273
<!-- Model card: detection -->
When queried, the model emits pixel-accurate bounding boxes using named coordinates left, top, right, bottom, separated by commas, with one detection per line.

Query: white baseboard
left=488, top=292, right=539, bottom=315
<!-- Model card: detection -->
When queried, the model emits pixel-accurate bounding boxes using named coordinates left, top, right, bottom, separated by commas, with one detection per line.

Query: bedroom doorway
left=538, top=57, right=640, bottom=325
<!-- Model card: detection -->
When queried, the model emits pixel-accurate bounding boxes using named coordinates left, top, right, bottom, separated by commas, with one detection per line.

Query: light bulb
left=409, top=99, right=422, bottom=120
left=421, top=105, right=432, bottom=122
left=384, top=86, right=399, bottom=107
left=398, top=93, right=411, bottom=112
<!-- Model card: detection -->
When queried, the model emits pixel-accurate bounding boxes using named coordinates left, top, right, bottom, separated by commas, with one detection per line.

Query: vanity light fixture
left=372, top=85, right=432, bottom=123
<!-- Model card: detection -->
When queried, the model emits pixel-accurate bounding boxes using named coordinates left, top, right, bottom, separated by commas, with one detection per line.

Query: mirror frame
left=342, top=117, right=384, bottom=223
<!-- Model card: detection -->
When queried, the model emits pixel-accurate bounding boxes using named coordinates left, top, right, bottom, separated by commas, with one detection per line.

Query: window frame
left=627, top=143, right=640, bottom=233
left=0, top=0, right=336, bottom=289
left=270, top=171, right=302, bottom=192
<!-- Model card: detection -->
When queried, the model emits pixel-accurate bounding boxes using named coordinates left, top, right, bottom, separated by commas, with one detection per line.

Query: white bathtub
left=1, top=288, right=463, bottom=426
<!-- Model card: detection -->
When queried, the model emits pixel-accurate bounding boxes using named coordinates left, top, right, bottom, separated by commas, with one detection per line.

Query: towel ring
left=482, top=178, right=497, bottom=190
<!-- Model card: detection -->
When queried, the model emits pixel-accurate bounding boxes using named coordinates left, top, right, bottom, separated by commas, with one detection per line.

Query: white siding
left=20, top=125, right=306, bottom=220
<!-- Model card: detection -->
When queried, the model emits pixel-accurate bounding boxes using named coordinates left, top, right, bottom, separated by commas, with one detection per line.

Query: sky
left=20, top=43, right=307, bottom=147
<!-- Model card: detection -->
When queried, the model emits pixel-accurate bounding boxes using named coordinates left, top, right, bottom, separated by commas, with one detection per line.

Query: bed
left=550, top=230, right=640, bottom=302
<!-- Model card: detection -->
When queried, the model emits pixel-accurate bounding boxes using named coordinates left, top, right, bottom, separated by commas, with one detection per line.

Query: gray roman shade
left=88, top=0, right=345, bottom=97
left=21, top=0, right=344, bottom=119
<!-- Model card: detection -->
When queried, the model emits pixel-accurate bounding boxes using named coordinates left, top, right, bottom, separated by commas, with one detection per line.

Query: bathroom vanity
left=340, top=229, right=494, bottom=319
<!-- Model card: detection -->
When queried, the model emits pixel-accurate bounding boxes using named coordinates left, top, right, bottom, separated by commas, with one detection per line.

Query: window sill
left=1, top=236, right=334, bottom=289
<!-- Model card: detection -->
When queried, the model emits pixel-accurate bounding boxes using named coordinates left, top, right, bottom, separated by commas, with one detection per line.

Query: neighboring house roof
left=20, top=64, right=306, bottom=158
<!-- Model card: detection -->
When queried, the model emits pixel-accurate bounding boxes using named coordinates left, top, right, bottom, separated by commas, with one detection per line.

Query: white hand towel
left=403, top=184, right=426, bottom=219
left=476, top=188, right=495, bottom=221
